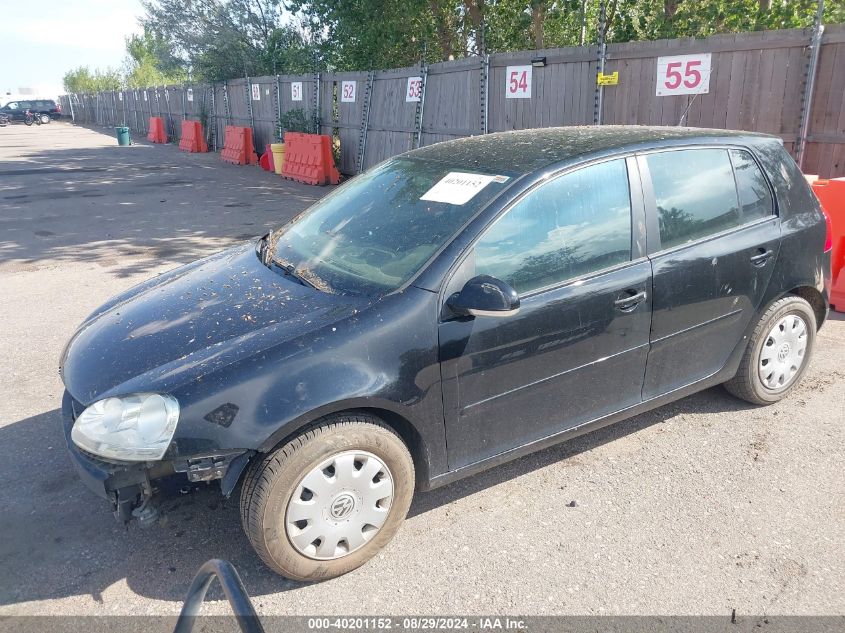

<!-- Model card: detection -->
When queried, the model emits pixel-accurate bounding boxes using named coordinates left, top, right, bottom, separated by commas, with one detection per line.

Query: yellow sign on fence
left=597, top=71, right=619, bottom=86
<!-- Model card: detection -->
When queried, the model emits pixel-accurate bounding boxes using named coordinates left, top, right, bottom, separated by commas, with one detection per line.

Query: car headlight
left=71, top=393, right=179, bottom=462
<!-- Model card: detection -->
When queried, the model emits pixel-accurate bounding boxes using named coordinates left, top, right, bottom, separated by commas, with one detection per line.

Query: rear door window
left=730, top=149, right=774, bottom=222
left=474, top=158, right=633, bottom=294
left=646, top=148, right=741, bottom=250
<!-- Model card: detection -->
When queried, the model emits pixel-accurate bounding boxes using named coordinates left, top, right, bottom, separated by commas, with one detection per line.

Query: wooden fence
left=61, top=24, right=845, bottom=178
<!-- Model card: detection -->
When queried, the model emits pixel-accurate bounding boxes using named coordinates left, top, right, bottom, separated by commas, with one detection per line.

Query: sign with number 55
left=506, top=65, right=532, bottom=99
left=656, top=53, right=711, bottom=96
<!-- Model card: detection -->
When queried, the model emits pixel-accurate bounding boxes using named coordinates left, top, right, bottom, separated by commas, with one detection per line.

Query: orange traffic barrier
left=220, top=126, right=258, bottom=166
left=811, top=178, right=845, bottom=313
left=147, top=117, right=167, bottom=144
left=321, top=135, right=341, bottom=185
left=281, top=132, right=340, bottom=186
left=259, top=144, right=274, bottom=172
left=178, top=120, right=208, bottom=153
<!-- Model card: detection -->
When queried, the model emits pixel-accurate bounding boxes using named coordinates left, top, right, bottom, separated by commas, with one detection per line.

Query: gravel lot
left=0, top=123, right=843, bottom=617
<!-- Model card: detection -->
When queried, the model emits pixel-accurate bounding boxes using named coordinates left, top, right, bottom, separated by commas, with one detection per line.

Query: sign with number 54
left=656, top=53, right=711, bottom=96
left=506, top=65, right=532, bottom=99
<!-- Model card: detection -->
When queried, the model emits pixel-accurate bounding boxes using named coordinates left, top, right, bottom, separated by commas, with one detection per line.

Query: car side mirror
left=446, top=275, right=520, bottom=318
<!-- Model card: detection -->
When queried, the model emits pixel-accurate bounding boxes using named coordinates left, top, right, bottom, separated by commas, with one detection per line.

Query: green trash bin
left=115, top=126, right=131, bottom=146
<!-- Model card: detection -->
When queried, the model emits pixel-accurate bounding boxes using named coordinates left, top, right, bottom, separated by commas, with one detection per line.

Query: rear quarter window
left=646, top=148, right=740, bottom=250
left=730, top=149, right=774, bottom=222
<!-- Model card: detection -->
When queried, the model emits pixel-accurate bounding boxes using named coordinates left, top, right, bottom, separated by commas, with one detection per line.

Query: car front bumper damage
left=62, top=391, right=251, bottom=524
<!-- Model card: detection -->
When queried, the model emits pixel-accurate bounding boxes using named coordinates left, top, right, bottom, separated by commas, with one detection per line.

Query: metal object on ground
left=173, top=559, right=264, bottom=633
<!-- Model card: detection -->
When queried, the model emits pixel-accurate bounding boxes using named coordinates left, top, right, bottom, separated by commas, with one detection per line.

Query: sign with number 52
left=341, top=81, right=357, bottom=103
left=506, top=65, right=532, bottom=99
left=656, top=53, right=711, bottom=96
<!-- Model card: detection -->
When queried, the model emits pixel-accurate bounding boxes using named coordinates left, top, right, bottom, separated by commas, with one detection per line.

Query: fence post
left=413, top=63, right=428, bottom=149
left=223, top=81, right=231, bottom=126
left=796, top=1, right=825, bottom=169
left=275, top=75, right=282, bottom=140
left=593, top=0, right=608, bottom=125
left=313, top=71, right=321, bottom=135
left=68, top=93, right=76, bottom=122
left=356, top=71, right=375, bottom=173
left=480, top=54, right=490, bottom=134
left=244, top=74, right=257, bottom=156
left=210, top=84, right=218, bottom=151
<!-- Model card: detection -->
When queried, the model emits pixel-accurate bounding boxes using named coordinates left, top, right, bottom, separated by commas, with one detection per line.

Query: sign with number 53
left=406, top=77, right=422, bottom=102
left=506, top=65, right=532, bottom=99
left=656, top=53, right=711, bottom=96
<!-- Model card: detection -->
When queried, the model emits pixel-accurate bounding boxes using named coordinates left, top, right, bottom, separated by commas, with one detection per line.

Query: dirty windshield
left=271, top=157, right=514, bottom=295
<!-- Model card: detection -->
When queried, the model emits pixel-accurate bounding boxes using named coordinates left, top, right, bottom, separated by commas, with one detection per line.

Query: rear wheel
left=724, top=295, right=816, bottom=405
left=39, top=114, right=51, bottom=124
left=240, top=414, right=415, bottom=581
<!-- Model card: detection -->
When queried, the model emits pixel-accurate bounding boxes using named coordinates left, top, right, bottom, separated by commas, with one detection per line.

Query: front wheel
left=724, top=295, right=816, bottom=405
left=24, top=117, right=33, bottom=127
left=240, top=414, right=415, bottom=581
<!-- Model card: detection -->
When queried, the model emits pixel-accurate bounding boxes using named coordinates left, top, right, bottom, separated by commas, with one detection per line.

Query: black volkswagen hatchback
left=61, top=126, right=831, bottom=580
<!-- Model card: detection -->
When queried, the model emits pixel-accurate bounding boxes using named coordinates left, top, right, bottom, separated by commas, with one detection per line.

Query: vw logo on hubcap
left=330, top=493, right=356, bottom=520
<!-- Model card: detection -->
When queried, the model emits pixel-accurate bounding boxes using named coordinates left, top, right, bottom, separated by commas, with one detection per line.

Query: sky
left=0, top=0, right=144, bottom=100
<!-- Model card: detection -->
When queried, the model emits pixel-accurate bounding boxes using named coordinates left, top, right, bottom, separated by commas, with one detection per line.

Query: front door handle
left=614, top=290, right=647, bottom=312
left=750, top=248, right=774, bottom=267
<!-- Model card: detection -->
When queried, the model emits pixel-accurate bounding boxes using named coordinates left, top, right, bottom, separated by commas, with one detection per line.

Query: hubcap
left=285, top=450, right=393, bottom=560
left=758, top=314, right=808, bottom=390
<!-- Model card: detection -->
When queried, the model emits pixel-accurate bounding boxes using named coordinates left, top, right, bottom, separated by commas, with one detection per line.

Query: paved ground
left=0, top=122, right=843, bottom=617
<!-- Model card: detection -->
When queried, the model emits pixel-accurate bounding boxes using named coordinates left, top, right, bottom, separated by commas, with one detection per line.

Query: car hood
left=61, top=242, right=370, bottom=404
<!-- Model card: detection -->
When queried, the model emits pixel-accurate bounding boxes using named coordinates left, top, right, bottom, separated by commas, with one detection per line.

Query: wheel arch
left=787, top=285, right=827, bottom=330
left=251, top=400, right=433, bottom=490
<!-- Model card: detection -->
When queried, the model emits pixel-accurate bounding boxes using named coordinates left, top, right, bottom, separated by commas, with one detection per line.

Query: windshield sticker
left=420, top=172, right=498, bottom=205
left=492, top=175, right=510, bottom=183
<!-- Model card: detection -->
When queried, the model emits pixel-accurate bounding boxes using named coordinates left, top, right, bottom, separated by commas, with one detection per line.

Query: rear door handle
left=614, top=290, right=648, bottom=311
left=750, top=249, right=774, bottom=266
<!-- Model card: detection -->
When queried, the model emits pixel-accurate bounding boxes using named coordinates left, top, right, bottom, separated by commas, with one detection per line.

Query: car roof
left=405, top=125, right=777, bottom=175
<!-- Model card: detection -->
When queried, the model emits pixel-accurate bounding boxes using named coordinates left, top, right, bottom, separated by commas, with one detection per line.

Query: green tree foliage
left=64, top=0, right=843, bottom=88
left=124, top=29, right=187, bottom=87
left=139, top=0, right=315, bottom=80
left=290, top=0, right=840, bottom=68
left=62, top=67, right=123, bottom=93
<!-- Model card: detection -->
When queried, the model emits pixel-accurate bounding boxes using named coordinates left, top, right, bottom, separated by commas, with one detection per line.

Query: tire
left=724, top=295, right=816, bottom=405
left=240, top=414, right=415, bottom=581
left=40, top=114, right=50, bottom=125
left=24, top=118, right=33, bottom=127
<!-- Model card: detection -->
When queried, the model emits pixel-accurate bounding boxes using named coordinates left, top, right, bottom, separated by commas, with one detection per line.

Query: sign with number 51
left=506, top=65, right=532, bottom=99
left=656, top=53, right=711, bottom=96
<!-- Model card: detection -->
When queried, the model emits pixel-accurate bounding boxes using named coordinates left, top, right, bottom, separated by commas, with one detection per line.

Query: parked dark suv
left=0, top=99, right=61, bottom=122
left=60, top=126, right=831, bottom=581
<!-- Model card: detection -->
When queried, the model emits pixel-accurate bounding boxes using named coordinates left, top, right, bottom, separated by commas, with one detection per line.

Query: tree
left=62, top=67, right=123, bottom=93
left=124, top=29, right=187, bottom=87
left=140, top=0, right=314, bottom=79
left=67, top=0, right=841, bottom=88
left=287, top=0, right=435, bottom=70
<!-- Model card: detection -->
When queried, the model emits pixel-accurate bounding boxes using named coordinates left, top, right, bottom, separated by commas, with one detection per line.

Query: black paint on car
left=60, top=126, right=831, bottom=580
